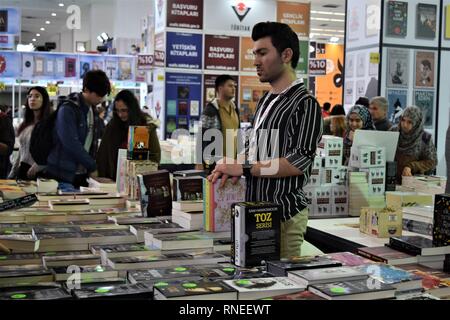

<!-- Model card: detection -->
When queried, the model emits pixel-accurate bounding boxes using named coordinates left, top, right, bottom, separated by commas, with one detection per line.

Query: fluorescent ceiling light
left=36, top=33, right=40, bottom=36
left=59, top=3, right=64, bottom=7
left=32, top=38, right=36, bottom=42
left=46, top=21, right=51, bottom=24
left=51, top=13, right=57, bottom=16
left=40, top=27, right=45, bottom=31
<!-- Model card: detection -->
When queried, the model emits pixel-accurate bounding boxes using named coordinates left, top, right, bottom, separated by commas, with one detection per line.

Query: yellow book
left=446, top=5, right=450, bottom=39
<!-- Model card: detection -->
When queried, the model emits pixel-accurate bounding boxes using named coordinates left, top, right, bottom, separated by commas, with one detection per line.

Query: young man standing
left=369, top=96, right=392, bottom=131
left=208, top=22, right=323, bottom=259
left=46, top=70, right=111, bottom=190
left=199, top=75, right=240, bottom=173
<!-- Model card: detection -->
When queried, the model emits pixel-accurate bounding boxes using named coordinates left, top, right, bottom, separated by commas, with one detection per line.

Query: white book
left=287, top=266, right=368, bottom=287
left=223, top=277, right=305, bottom=300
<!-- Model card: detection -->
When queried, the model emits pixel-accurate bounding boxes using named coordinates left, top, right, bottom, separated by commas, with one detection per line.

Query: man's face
left=218, top=80, right=236, bottom=100
left=369, top=102, right=385, bottom=121
left=253, top=36, right=285, bottom=83
left=420, top=63, right=431, bottom=80
left=84, top=89, right=105, bottom=106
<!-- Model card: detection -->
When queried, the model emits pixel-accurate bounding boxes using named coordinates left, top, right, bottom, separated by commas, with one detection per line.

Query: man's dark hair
left=82, top=70, right=111, bottom=97
left=330, top=104, right=345, bottom=116
left=215, top=75, right=235, bottom=91
left=251, top=22, right=300, bottom=69
left=421, top=59, right=432, bottom=70
left=323, top=102, right=331, bottom=112
left=355, top=96, right=370, bottom=108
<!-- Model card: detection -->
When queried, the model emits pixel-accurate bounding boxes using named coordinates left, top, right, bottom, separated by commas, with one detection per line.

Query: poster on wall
left=105, top=57, right=119, bottom=80
left=313, top=43, right=344, bottom=106
left=118, top=57, right=134, bottom=81
left=54, top=56, right=65, bottom=78
left=415, top=51, right=435, bottom=88
left=167, top=0, right=203, bottom=29
left=203, top=74, right=239, bottom=108
left=240, top=37, right=256, bottom=72
left=203, top=0, right=276, bottom=35
left=344, top=80, right=354, bottom=105
left=239, top=76, right=271, bottom=123
left=0, top=51, right=20, bottom=78
left=445, top=5, right=450, bottom=39
left=165, top=72, right=202, bottom=138
left=356, top=52, right=366, bottom=77
left=365, top=0, right=380, bottom=38
left=386, top=0, right=408, bottom=37
left=416, top=3, right=437, bottom=39
left=204, top=35, right=239, bottom=71
left=414, top=89, right=435, bottom=128
left=0, top=34, right=14, bottom=49
left=347, top=3, right=362, bottom=42
left=387, top=89, right=407, bottom=125
left=166, top=32, right=202, bottom=69
left=277, top=2, right=310, bottom=37
left=346, top=54, right=355, bottom=78
left=79, top=57, right=92, bottom=79
left=386, top=48, right=409, bottom=87
left=21, top=53, right=34, bottom=79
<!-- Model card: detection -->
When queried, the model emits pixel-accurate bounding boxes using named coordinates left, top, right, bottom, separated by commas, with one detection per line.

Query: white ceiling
left=3, top=0, right=346, bottom=46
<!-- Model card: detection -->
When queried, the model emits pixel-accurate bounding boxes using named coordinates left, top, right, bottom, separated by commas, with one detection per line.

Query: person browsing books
left=390, top=106, right=437, bottom=184
left=208, top=22, right=323, bottom=259
left=343, top=104, right=376, bottom=165
left=96, top=89, right=161, bottom=180
left=45, top=70, right=109, bottom=191
left=9, top=86, right=51, bottom=180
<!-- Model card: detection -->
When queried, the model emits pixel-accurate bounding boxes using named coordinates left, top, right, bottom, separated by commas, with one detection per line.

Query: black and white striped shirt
left=245, top=82, right=323, bottom=221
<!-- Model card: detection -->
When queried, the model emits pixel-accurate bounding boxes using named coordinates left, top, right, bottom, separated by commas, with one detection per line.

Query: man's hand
left=207, top=158, right=243, bottom=188
left=402, top=166, right=412, bottom=177
left=27, top=164, right=39, bottom=179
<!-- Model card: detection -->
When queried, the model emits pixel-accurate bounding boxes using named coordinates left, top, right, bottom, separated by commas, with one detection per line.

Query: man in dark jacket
left=0, top=110, right=15, bottom=179
left=369, top=96, right=392, bottom=131
left=46, top=70, right=111, bottom=190
left=198, top=75, right=240, bottom=173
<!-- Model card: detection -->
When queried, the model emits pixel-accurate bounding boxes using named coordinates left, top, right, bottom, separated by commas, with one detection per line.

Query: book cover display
left=127, top=126, right=149, bottom=160
left=137, top=170, right=172, bottom=217
left=386, top=1, right=408, bottom=37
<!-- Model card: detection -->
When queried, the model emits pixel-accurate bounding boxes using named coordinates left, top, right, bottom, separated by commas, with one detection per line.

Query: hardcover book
left=266, top=256, right=342, bottom=277
left=308, top=279, right=396, bottom=300
left=433, top=194, right=450, bottom=247
left=153, top=279, right=237, bottom=300
left=388, top=235, right=450, bottom=256
left=416, top=3, right=437, bottom=39
left=137, top=170, right=172, bottom=217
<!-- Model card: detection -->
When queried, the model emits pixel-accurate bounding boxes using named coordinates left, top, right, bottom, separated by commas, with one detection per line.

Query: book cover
left=413, top=90, right=434, bottom=128
left=233, top=202, right=281, bottom=267
left=204, top=178, right=246, bottom=232
left=433, top=194, right=450, bottom=247
left=357, top=246, right=416, bottom=264
left=127, top=126, right=149, bottom=160
left=323, top=252, right=373, bottom=267
left=137, top=170, right=172, bottom=217
left=265, top=290, right=325, bottom=300
left=73, top=282, right=153, bottom=299
left=386, top=1, right=408, bottom=37
left=266, top=256, right=342, bottom=276
left=65, top=57, right=76, bottom=78
left=415, top=51, right=435, bottom=88
left=309, top=279, right=396, bottom=300
left=223, top=277, right=305, bottom=300
left=446, top=5, right=450, bottom=39
left=387, top=89, right=407, bottom=125
left=416, top=3, right=437, bottom=39
left=172, top=176, right=203, bottom=201
left=386, top=48, right=409, bottom=87
left=389, top=235, right=450, bottom=255
left=357, top=263, right=422, bottom=286
left=154, top=279, right=237, bottom=300
left=0, top=10, right=7, bottom=32
left=288, top=266, right=368, bottom=286
left=0, top=288, right=72, bottom=300
left=118, top=58, right=132, bottom=80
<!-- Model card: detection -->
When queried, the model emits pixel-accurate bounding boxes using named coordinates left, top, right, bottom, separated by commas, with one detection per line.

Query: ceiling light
left=32, top=38, right=37, bottom=42
left=40, top=27, right=45, bottom=31
left=36, top=33, right=40, bottom=36
left=59, top=3, right=64, bottom=7
left=330, top=37, right=339, bottom=43
left=51, top=13, right=57, bottom=17
left=45, top=21, right=51, bottom=24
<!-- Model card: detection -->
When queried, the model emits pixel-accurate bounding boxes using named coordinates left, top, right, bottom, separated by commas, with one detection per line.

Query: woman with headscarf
left=390, top=106, right=437, bottom=184
left=96, top=90, right=161, bottom=180
left=343, top=104, right=376, bottom=164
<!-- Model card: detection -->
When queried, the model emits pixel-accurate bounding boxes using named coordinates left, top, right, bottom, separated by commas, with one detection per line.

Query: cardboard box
left=350, top=145, right=385, bottom=168
left=360, top=207, right=402, bottom=238
left=331, top=185, right=349, bottom=216
left=386, top=192, right=434, bottom=209
left=361, top=167, right=386, bottom=196
left=319, top=136, right=343, bottom=168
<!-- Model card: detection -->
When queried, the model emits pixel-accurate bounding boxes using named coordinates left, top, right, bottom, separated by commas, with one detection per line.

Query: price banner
left=137, top=54, right=154, bottom=70
left=309, top=59, right=327, bottom=76
left=154, top=50, right=165, bottom=67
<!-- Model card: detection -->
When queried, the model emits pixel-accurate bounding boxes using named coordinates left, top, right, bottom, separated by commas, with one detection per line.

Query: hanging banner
left=240, top=37, right=256, bottom=72
left=137, top=54, right=154, bottom=70
left=153, top=68, right=166, bottom=139
left=296, top=40, right=310, bottom=75
left=0, top=8, right=21, bottom=35
left=167, top=0, right=203, bottom=29
left=154, top=0, right=167, bottom=34
left=0, top=51, right=21, bottom=78
left=204, top=35, right=239, bottom=71
left=309, top=58, right=327, bottom=76
left=166, top=32, right=202, bottom=69
left=203, top=0, right=276, bottom=35
left=277, top=2, right=310, bottom=37
left=165, top=72, right=202, bottom=138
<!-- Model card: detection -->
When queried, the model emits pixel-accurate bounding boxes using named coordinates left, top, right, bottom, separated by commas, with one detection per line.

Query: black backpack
left=30, top=95, right=80, bottom=165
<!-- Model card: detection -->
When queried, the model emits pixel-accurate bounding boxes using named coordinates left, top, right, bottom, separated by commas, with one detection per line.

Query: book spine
left=203, top=179, right=209, bottom=232
left=230, top=205, right=236, bottom=265
left=388, top=239, right=422, bottom=256
left=356, top=249, right=388, bottom=264
left=235, top=205, right=243, bottom=266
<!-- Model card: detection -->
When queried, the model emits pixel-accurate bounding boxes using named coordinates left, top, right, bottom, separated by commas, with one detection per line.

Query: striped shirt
left=245, top=82, right=323, bottom=221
